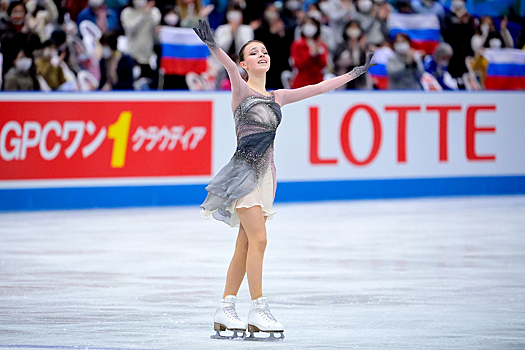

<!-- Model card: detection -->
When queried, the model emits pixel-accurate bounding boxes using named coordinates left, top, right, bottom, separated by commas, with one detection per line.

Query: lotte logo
left=309, top=104, right=497, bottom=166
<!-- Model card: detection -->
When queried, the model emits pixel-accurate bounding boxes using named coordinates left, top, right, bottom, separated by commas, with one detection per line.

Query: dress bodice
left=233, top=93, right=282, bottom=142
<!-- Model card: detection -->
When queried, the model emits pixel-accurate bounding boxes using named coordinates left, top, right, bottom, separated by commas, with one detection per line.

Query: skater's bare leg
left=237, top=205, right=267, bottom=300
left=223, top=224, right=249, bottom=298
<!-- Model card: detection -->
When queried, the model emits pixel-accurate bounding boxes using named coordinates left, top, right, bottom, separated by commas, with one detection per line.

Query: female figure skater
left=194, top=19, right=373, bottom=341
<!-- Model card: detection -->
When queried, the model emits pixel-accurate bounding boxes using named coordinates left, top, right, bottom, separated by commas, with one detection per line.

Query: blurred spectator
left=442, top=0, right=475, bottom=79
left=254, top=2, right=294, bottom=89
left=35, top=39, right=66, bottom=89
left=333, top=20, right=370, bottom=89
left=204, top=0, right=228, bottom=29
left=423, top=42, right=458, bottom=90
left=121, top=0, right=160, bottom=82
left=63, top=0, right=89, bottom=22
left=1, top=1, right=42, bottom=79
left=471, top=16, right=513, bottom=53
left=355, top=0, right=390, bottom=47
left=290, top=16, right=328, bottom=88
left=295, top=6, right=336, bottom=54
left=77, top=0, right=120, bottom=33
left=177, top=0, right=213, bottom=28
left=215, top=5, right=253, bottom=62
left=99, top=31, right=135, bottom=90
left=25, top=0, right=59, bottom=42
left=387, top=32, right=424, bottom=89
left=281, top=0, right=302, bottom=30
left=319, top=0, right=355, bottom=42
left=160, top=6, right=180, bottom=27
left=3, top=47, right=39, bottom=90
left=411, top=0, right=444, bottom=22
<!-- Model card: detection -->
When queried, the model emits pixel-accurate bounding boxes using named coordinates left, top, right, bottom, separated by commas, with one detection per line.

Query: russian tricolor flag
left=369, top=47, right=394, bottom=90
left=388, top=13, right=440, bottom=55
left=159, top=26, right=209, bottom=76
left=483, top=48, right=525, bottom=90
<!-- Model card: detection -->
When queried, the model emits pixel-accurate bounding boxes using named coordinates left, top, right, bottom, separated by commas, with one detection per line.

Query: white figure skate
left=244, top=296, right=285, bottom=341
left=210, top=295, right=247, bottom=340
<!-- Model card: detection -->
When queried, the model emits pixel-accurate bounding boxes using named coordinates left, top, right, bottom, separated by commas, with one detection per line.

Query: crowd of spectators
left=0, top=0, right=524, bottom=91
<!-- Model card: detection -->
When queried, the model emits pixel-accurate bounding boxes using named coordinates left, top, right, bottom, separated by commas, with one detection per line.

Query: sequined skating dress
left=199, top=44, right=371, bottom=228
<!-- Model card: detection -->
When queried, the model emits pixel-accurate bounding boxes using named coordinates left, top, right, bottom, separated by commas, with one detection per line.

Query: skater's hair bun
left=239, top=39, right=266, bottom=82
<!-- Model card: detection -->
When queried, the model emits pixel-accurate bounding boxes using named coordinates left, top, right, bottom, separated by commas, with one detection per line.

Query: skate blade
left=210, top=330, right=246, bottom=340
left=243, top=331, right=285, bottom=341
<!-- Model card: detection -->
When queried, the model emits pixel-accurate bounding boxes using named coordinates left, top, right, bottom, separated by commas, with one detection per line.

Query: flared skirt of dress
left=201, top=165, right=276, bottom=228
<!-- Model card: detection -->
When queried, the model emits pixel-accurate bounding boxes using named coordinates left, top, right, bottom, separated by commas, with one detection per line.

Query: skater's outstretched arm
left=193, top=20, right=247, bottom=99
left=274, top=53, right=376, bottom=107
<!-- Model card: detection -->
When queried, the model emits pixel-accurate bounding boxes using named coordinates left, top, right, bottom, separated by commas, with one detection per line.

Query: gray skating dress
left=198, top=42, right=372, bottom=228
left=201, top=91, right=281, bottom=227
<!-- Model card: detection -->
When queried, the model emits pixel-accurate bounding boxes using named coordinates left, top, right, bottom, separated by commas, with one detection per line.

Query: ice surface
left=1, top=196, right=524, bottom=349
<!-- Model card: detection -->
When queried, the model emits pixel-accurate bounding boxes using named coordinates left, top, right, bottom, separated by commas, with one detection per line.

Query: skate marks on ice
left=0, top=196, right=525, bottom=349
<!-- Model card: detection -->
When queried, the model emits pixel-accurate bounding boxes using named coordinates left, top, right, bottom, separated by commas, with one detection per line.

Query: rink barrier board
left=1, top=175, right=524, bottom=212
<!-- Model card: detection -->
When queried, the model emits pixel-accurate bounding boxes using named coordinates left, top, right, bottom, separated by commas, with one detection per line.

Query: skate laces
left=222, top=303, right=241, bottom=321
left=256, top=304, right=277, bottom=323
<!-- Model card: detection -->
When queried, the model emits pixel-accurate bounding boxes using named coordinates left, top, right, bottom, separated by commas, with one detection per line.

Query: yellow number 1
left=108, top=111, right=132, bottom=168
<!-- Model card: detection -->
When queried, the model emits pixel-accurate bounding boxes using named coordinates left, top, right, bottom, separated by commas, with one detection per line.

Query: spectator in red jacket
left=289, top=16, right=328, bottom=88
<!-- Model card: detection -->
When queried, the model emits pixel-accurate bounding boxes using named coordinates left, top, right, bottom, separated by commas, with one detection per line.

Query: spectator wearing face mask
left=254, top=2, right=294, bottom=89
left=214, top=5, right=254, bottom=63
left=161, top=6, right=179, bottom=27
left=35, top=39, right=67, bottom=90
left=351, top=0, right=390, bottom=47
left=1, top=1, right=41, bottom=80
left=471, top=16, right=513, bottom=54
left=387, top=33, right=424, bottom=90
left=333, top=20, right=370, bottom=89
left=442, top=0, right=475, bottom=79
left=77, top=0, right=120, bottom=33
left=4, top=47, right=39, bottom=90
left=318, top=0, right=355, bottom=43
left=99, top=32, right=135, bottom=90
left=424, top=42, right=458, bottom=90
left=281, top=0, right=302, bottom=30
left=24, top=0, right=59, bottom=42
left=121, top=0, right=160, bottom=81
left=290, top=16, right=328, bottom=88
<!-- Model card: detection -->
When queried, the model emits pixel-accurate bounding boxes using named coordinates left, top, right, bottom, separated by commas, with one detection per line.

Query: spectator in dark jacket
left=4, top=47, right=39, bottom=90
left=99, top=32, right=135, bottom=90
left=441, top=0, right=475, bottom=79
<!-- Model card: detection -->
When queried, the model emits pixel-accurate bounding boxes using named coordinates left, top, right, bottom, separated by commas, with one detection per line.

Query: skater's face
left=240, top=42, right=270, bottom=76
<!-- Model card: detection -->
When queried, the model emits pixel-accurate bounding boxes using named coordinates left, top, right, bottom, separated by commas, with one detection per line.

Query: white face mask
left=489, top=38, right=502, bottom=49
left=264, top=11, right=279, bottom=21
left=15, top=57, right=32, bottom=72
left=89, top=0, right=105, bottom=7
left=226, top=11, right=242, bottom=24
left=357, top=0, right=373, bottom=13
left=285, top=0, right=301, bottom=12
left=302, top=23, right=317, bottom=37
left=102, top=46, right=113, bottom=59
left=346, top=28, right=361, bottom=39
left=43, top=48, right=57, bottom=58
left=164, top=13, right=179, bottom=26
left=133, top=0, right=147, bottom=9
left=394, top=41, right=410, bottom=54
left=451, top=0, right=465, bottom=11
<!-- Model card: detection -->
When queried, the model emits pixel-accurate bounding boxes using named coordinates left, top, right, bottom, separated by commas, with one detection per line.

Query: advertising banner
left=0, top=100, right=212, bottom=180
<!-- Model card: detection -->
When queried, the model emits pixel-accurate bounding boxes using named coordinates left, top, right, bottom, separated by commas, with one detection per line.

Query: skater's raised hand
left=193, top=19, right=217, bottom=51
left=346, top=52, right=377, bottom=81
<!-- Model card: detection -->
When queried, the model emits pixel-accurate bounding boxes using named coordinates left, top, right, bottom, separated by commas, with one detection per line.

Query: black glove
left=193, top=19, right=217, bottom=51
left=347, top=52, right=377, bottom=80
